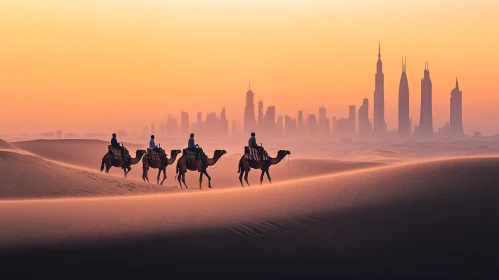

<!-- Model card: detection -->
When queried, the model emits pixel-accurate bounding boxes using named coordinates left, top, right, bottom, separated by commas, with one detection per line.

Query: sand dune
left=1, top=156, right=498, bottom=278
left=0, top=139, right=18, bottom=151
left=0, top=150, right=182, bottom=199
left=12, top=139, right=386, bottom=188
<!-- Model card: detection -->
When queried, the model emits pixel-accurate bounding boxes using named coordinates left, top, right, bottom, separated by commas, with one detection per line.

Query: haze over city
left=1, top=0, right=498, bottom=136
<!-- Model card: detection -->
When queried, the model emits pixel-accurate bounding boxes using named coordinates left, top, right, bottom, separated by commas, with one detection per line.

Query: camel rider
left=188, top=133, right=201, bottom=161
left=248, top=132, right=264, bottom=159
left=111, top=133, right=127, bottom=161
left=149, top=135, right=164, bottom=161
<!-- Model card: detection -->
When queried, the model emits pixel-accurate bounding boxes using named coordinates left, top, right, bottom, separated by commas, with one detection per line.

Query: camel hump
left=146, top=148, right=167, bottom=162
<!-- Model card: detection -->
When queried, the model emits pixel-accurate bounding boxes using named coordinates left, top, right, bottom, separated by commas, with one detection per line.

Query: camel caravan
left=100, top=132, right=290, bottom=189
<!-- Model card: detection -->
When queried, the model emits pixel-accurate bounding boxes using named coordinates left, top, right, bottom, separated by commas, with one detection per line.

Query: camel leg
left=244, top=170, right=250, bottom=187
left=182, top=173, right=188, bottom=188
left=260, top=170, right=265, bottom=185
left=106, top=165, right=111, bottom=173
left=266, top=170, right=272, bottom=184
left=157, top=169, right=162, bottom=185
left=199, top=170, right=203, bottom=190
left=239, top=170, right=244, bottom=187
left=203, top=170, right=212, bottom=189
left=160, top=168, right=167, bottom=185
left=177, top=171, right=183, bottom=188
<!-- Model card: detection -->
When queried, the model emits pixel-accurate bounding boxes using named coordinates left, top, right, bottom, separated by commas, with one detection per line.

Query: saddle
left=146, top=148, right=167, bottom=162
left=183, top=148, right=205, bottom=162
left=244, top=146, right=269, bottom=161
left=108, top=145, right=130, bottom=160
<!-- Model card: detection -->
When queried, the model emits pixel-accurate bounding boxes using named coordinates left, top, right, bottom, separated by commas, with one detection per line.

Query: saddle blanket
left=183, top=149, right=204, bottom=162
left=109, top=145, right=130, bottom=160
left=244, top=146, right=269, bottom=161
left=147, top=148, right=167, bottom=162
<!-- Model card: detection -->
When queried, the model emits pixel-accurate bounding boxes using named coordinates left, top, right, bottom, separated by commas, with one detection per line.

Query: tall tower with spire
left=398, top=56, right=410, bottom=136
left=418, top=62, right=433, bottom=137
left=373, top=42, right=386, bottom=135
left=450, top=78, right=464, bottom=137
left=244, top=81, right=256, bottom=134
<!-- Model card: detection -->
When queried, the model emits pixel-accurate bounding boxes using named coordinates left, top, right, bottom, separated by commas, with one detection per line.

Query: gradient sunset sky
left=0, top=0, right=498, bottom=135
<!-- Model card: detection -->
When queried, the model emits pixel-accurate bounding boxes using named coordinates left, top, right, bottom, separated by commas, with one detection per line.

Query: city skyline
left=1, top=1, right=498, bottom=135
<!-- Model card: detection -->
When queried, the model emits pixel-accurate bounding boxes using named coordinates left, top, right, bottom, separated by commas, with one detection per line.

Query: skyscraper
left=418, top=62, right=433, bottom=137
left=349, top=105, right=356, bottom=135
left=358, top=98, right=372, bottom=136
left=181, top=111, right=190, bottom=135
left=220, top=107, right=229, bottom=136
left=258, top=100, right=264, bottom=129
left=450, top=78, right=464, bottom=137
left=297, top=110, right=304, bottom=133
left=244, top=82, right=256, bottom=134
left=398, top=56, right=410, bottom=137
left=373, top=43, right=386, bottom=134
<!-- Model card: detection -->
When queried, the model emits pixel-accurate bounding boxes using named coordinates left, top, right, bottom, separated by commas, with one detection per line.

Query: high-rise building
left=349, top=105, right=356, bottom=135
left=220, top=107, right=229, bottom=136
left=358, top=98, right=372, bottom=136
left=244, top=82, right=256, bottom=134
left=265, top=106, right=276, bottom=133
left=297, top=110, right=304, bottom=133
left=277, top=116, right=284, bottom=135
left=332, top=116, right=337, bottom=136
left=450, top=78, right=464, bottom=137
left=284, top=115, right=297, bottom=137
left=181, top=111, right=190, bottom=135
left=398, top=56, right=410, bottom=137
left=258, top=100, right=264, bottom=129
left=308, top=114, right=317, bottom=136
left=166, top=115, right=178, bottom=135
left=373, top=43, right=386, bottom=134
left=318, top=106, right=327, bottom=136
left=418, top=62, right=433, bottom=137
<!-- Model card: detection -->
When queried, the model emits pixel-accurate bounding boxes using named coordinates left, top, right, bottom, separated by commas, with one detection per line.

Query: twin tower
left=374, top=43, right=464, bottom=138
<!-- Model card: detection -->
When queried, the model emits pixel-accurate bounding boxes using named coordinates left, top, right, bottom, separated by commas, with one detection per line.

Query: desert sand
left=12, top=139, right=386, bottom=188
left=0, top=149, right=183, bottom=199
left=1, top=156, right=498, bottom=278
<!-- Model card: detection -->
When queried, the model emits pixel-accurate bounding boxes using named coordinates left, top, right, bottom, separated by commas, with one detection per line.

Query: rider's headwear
left=112, top=133, right=116, bottom=137
left=190, top=133, right=194, bottom=138
left=251, top=132, right=255, bottom=136
left=151, top=135, right=155, bottom=139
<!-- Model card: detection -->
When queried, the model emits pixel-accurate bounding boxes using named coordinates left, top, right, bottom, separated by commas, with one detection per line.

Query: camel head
left=136, top=149, right=147, bottom=156
left=170, top=149, right=182, bottom=156
left=277, top=150, right=291, bottom=157
left=214, top=149, right=227, bottom=157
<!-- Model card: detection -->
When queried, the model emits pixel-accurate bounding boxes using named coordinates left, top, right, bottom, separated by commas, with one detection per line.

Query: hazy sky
left=0, top=0, right=498, bottom=135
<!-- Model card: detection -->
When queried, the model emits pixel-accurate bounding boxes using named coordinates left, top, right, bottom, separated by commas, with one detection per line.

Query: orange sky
left=0, top=0, right=498, bottom=135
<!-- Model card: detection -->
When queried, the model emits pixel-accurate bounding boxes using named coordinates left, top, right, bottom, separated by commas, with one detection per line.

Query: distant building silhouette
left=167, top=115, right=178, bottom=136
left=244, top=82, right=256, bottom=134
left=337, top=105, right=356, bottom=136
left=349, top=105, right=356, bottom=135
left=398, top=56, right=410, bottom=137
left=450, top=78, right=464, bottom=137
left=284, top=115, right=297, bottom=137
left=257, top=100, right=264, bottom=129
left=438, top=122, right=450, bottom=138
left=232, top=120, right=239, bottom=138
left=56, top=130, right=63, bottom=139
left=277, top=116, right=284, bottom=135
left=308, top=114, right=317, bottom=136
left=181, top=111, right=190, bottom=135
left=141, top=125, right=150, bottom=137
left=418, top=62, right=434, bottom=137
left=332, top=116, right=337, bottom=136
left=265, top=106, right=276, bottom=134
left=197, top=112, right=202, bottom=126
left=318, top=106, right=329, bottom=136
left=358, top=98, right=372, bottom=136
left=220, top=107, right=229, bottom=136
left=374, top=43, right=387, bottom=134
left=297, top=110, right=304, bottom=134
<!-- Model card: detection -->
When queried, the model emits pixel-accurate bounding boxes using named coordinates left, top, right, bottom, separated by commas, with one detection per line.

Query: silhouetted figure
left=188, top=133, right=201, bottom=161
left=111, top=133, right=127, bottom=162
left=149, top=135, right=164, bottom=162
left=248, top=132, right=267, bottom=162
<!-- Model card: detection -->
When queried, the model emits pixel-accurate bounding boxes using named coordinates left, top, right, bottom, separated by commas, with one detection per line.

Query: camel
left=175, top=149, right=227, bottom=189
left=237, top=150, right=291, bottom=186
left=142, top=149, right=182, bottom=185
left=101, top=149, right=147, bottom=177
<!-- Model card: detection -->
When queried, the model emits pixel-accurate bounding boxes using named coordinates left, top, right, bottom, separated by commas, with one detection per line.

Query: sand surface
left=0, top=149, right=182, bottom=199
left=12, top=139, right=385, bottom=189
left=1, top=156, right=498, bottom=278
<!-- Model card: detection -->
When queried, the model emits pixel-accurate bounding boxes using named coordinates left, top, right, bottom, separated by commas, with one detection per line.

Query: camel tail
left=100, top=155, right=106, bottom=172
